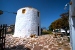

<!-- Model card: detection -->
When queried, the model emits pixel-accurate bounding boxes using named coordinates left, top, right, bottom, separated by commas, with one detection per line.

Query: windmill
left=13, top=7, right=41, bottom=38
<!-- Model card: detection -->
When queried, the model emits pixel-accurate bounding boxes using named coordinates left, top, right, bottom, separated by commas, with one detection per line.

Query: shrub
left=41, top=31, right=53, bottom=35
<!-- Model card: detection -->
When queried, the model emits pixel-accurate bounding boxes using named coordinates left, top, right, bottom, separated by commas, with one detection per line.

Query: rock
left=33, top=46, right=43, bottom=50
left=5, top=34, right=71, bottom=50
left=51, top=48, right=58, bottom=50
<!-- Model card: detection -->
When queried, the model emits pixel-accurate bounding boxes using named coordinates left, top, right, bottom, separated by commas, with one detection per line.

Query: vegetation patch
left=41, top=31, right=53, bottom=35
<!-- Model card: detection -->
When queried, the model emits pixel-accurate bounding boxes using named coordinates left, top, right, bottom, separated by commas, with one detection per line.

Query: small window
left=37, top=12, right=40, bottom=17
left=22, top=9, right=26, bottom=14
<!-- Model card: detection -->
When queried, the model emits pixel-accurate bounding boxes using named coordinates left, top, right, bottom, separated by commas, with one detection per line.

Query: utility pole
left=69, top=0, right=75, bottom=50
left=64, top=0, right=75, bottom=50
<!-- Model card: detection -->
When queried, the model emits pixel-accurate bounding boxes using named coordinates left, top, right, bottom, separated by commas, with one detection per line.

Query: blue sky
left=0, top=0, right=70, bottom=29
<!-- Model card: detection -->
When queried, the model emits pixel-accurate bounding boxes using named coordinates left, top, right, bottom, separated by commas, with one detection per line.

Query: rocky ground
left=5, top=34, right=71, bottom=50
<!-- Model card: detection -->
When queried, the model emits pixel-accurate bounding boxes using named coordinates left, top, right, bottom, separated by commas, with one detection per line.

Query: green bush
left=41, top=31, right=53, bottom=35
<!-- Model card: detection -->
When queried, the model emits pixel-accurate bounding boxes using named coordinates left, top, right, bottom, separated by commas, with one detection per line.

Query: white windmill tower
left=13, top=7, right=41, bottom=38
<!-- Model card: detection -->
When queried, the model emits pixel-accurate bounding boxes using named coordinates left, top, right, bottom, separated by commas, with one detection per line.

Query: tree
left=60, top=11, right=69, bottom=29
left=49, top=18, right=62, bottom=31
left=60, top=11, right=69, bottom=35
left=49, top=11, right=69, bottom=33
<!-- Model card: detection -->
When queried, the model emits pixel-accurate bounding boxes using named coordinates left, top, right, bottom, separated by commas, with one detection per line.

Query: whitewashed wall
left=69, top=0, right=75, bottom=50
left=13, top=7, right=41, bottom=38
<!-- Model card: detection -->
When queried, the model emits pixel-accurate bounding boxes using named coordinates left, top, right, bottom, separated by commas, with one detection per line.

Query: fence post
left=0, top=24, right=7, bottom=50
